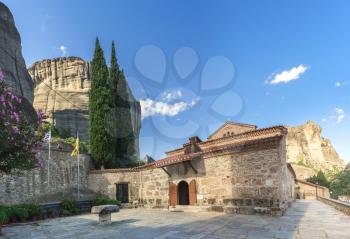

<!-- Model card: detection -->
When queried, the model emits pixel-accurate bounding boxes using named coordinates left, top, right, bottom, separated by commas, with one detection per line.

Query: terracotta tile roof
left=166, top=125, right=286, bottom=154
left=201, top=135, right=282, bottom=155
left=90, top=125, right=287, bottom=174
left=296, top=178, right=329, bottom=190
left=202, top=125, right=286, bottom=144
left=153, top=151, right=202, bottom=168
left=207, top=121, right=257, bottom=139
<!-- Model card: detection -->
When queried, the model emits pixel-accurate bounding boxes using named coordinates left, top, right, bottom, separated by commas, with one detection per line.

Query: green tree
left=89, top=38, right=114, bottom=168
left=306, top=170, right=330, bottom=188
left=106, top=42, right=137, bottom=167
left=330, top=170, right=350, bottom=198
left=115, top=70, right=136, bottom=167
left=107, top=41, right=119, bottom=167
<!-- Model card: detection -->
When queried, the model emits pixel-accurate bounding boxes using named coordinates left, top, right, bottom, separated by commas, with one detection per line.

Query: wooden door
left=169, top=182, right=178, bottom=206
left=189, top=180, right=197, bottom=205
left=116, top=183, right=129, bottom=203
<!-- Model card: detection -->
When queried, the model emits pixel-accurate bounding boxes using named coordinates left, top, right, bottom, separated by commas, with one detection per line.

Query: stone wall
left=318, top=196, right=350, bottom=216
left=88, top=138, right=295, bottom=215
left=88, top=168, right=170, bottom=208
left=0, top=141, right=92, bottom=205
left=295, top=179, right=330, bottom=199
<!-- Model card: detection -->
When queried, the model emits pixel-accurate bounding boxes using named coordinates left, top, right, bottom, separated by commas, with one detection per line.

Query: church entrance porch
left=169, top=180, right=197, bottom=206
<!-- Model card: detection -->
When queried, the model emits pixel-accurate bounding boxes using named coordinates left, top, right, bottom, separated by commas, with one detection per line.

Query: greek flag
left=43, top=131, right=51, bottom=142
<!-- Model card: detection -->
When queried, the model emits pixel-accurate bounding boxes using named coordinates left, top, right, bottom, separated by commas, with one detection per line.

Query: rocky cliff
left=0, top=2, right=33, bottom=103
left=28, top=57, right=91, bottom=140
left=28, top=57, right=141, bottom=158
left=286, top=121, right=345, bottom=179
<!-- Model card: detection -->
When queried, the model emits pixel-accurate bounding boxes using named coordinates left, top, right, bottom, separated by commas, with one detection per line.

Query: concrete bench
left=91, top=205, right=119, bottom=224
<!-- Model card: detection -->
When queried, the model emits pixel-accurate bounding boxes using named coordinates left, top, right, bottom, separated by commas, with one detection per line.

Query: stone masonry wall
left=296, top=180, right=329, bottom=199
left=88, top=139, right=294, bottom=215
left=88, top=168, right=170, bottom=208
left=277, top=136, right=295, bottom=209
left=0, top=142, right=91, bottom=205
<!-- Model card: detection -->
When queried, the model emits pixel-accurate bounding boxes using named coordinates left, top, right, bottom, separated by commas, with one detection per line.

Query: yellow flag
left=71, top=137, right=80, bottom=158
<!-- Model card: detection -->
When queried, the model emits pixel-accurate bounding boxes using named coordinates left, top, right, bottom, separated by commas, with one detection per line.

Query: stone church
left=89, top=122, right=296, bottom=216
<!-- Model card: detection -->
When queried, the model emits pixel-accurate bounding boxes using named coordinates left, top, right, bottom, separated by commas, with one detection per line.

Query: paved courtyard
left=2, top=200, right=350, bottom=239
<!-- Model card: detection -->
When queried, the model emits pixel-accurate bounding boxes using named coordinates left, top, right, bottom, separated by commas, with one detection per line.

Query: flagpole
left=48, top=127, right=51, bottom=189
left=77, top=131, right=80, bottom=200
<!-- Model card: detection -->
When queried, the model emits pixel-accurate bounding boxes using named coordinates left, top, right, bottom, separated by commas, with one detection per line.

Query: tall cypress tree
left=108, top=41, right=120, bottom=167
left=115, top=70, right=136, bottom=167
left=109, top=41, right=119, bottom=96
left=89, top=38, right=114, bottom=168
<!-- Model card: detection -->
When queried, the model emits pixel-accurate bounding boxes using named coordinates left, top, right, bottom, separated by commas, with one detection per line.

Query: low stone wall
left=295, top=179, right=329, bottom=199
left=0, top=141, right=92, bottom=205
left=318, top=196, right=350, bottom=216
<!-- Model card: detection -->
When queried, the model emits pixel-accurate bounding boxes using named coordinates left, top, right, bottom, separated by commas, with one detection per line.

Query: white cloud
left=335, top=81, right=350, bottom=88
left=160, top=89, right=182, bottom=102
left=266, top=64, right=308, bottom=84
left=140, top=98, right=197, bottom=119
left=321, top=108, right=346, bottom=124
left=59, top=46, right=68, bottom=56
left=334, top=108, right=346, bottom=123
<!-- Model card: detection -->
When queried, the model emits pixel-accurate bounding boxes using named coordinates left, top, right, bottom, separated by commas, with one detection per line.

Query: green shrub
left=0, top=210, right=8, bottom=225
left=13, top=207, right=29, bottom=220
left=61, top=198, right=79, bottom=215
left=21, top=204, right=43, bottom=218
left=3, top=207, right=14, bottom=220
left=92, top=194, right=121, bottom=206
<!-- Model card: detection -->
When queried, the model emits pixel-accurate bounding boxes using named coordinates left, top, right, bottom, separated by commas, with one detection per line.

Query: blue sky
left=4, top=0, right=350, bottom=162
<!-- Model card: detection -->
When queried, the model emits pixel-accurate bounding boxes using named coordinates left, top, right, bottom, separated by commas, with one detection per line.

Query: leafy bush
left=0, top=209, right=8, bottom=225
left=61, top=198, right=79, bottom=215
left=3, top=206, right=14, bottom=220
left=92, top=194, right=121, bottom=206
left=21, top=204, right=43, bottom=218
left=12, top=207, right=29, bottom=220
left=39, top=122, right=59, bottom=138
left=330, top=170, right=350, bottom=198
left=0, top=67, right=45, bottom=173
left=0, top=204, right=43, bottom=223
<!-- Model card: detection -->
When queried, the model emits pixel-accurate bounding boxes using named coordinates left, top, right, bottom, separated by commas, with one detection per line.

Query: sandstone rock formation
left=28, top=57, right=91, bottom=140
left=0, top=2, right=33, bottom=103
left=286, top=121, right=345, bottom=179
left=29, top=57, right=141, bottom=158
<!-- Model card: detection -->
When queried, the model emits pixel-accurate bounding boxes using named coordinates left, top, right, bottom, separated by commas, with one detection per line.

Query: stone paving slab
left=2, top=200, right=350, bottom=239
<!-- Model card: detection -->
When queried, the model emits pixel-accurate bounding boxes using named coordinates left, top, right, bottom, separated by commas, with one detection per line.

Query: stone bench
left=91, top=205, right=119, bottom=224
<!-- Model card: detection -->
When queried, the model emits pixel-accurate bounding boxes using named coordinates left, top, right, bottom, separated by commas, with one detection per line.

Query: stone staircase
left=169, top=205, right=212, bottom=213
